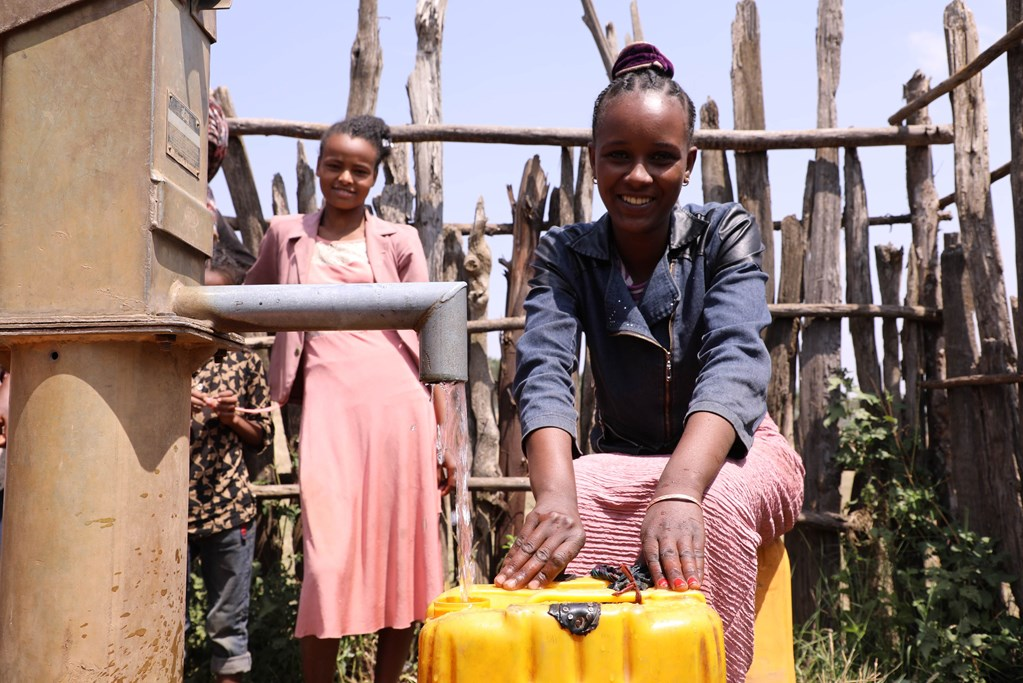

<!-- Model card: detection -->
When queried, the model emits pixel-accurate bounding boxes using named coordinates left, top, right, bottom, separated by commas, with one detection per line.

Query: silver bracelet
left=647, top=493, right=703, bottom=511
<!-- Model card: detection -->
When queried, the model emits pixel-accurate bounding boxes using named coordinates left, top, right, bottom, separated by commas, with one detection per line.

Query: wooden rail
left=888, top=19, right=1023, bottom=124
left=226, top=118, right=953, bottom=151
left=242, top=303, right=941, bottom=347
left=250, top=481, right=852, bottom=532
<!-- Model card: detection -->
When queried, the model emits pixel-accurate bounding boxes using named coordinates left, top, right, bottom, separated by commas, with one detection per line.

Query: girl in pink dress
left=245, top=116, right=456, bottom=683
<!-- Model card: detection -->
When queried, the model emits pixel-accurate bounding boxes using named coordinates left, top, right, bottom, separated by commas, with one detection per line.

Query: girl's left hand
left=640, top=497, right=706, bottom=591
left=437, top=444, right=457, bottom=496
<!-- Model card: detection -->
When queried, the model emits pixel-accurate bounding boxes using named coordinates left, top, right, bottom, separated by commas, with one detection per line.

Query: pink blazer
left=244, top=209, right=428, bottom=405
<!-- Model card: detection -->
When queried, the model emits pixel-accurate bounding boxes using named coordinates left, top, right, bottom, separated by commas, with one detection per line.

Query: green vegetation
left=796, top=375, right=1023, bottom=682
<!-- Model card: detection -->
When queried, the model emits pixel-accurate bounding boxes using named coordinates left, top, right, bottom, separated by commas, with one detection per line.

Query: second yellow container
left=418, top=577, right=726, bottom=683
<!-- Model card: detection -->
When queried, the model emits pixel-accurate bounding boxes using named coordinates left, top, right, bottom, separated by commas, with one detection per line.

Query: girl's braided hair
left=591, top=42, right=696, bottom=142
left=319, top=115, right=393, bottom=170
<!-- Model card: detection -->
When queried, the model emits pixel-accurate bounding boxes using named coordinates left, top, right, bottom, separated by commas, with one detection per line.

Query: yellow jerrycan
left=418, top=575, right=726, bottom=683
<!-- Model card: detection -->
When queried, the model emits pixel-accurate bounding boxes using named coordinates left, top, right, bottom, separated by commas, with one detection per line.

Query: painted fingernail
left=688, top=577, right=700, bottom=589
left=672, top=578, right=685, bottom=589
left=656, top=578, right=669, bottom=589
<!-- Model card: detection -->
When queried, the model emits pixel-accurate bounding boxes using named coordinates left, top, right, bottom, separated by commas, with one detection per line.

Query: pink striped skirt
left=566, top=415, right=804, bottom=683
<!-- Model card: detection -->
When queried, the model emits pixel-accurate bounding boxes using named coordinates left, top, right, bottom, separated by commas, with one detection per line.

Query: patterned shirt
left=189, top=350, right=274, bottom=537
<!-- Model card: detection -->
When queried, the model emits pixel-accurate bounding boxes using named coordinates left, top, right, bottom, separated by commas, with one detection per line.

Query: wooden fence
left=222, top=0, right=1023, bottom=624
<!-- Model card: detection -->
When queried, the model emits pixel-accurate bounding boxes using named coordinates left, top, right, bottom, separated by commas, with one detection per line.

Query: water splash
left=434, top=382, right=477, bottom=602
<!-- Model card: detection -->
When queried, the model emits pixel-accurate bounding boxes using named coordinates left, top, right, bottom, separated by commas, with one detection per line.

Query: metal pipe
left=172, top=281, right=468, bottom=383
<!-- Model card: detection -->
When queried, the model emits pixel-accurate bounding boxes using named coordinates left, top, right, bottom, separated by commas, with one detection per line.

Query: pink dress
left=294, top=237, right=442, bottom=638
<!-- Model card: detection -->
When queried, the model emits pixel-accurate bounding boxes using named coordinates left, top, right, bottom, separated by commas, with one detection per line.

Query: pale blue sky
left=209, top=1, right=1018, bottom=362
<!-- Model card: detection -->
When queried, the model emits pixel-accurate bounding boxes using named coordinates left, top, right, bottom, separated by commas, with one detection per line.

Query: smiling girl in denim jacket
left=495, top=42, right=805, bottom=683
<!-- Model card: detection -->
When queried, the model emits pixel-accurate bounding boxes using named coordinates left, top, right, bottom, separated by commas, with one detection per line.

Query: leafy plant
left=796, top=375, right=1023, bottom=682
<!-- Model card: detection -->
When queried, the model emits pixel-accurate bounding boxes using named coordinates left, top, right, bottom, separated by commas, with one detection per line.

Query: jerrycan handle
left=523, top=589, right=641, bottom=605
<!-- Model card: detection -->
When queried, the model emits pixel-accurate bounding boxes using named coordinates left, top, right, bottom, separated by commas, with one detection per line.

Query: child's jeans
left=187, top=520, right=257, bottom=676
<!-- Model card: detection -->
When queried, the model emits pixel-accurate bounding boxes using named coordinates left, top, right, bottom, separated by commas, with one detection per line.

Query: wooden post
left=875, top=245, right=904, bottom=407
left=498, top=157, right=549, bottom=537
left=374, top=142, right=415, bottom=225
left=215, top=86, right=267, bottom=256
left=347, top=0, right=383, bottom=118
left=731, top=0, right=775, bottom=303
left=271, top=173, right=289, bottom=216
left=296, top=141, right=318, bottom=215
left=843, top=147, right=882, bottom=396
left=945, top=4, right=1023, bottom=600
left=765, top=215, right=806, bottom=445
left=1008, top=1, right=1023, bottom=438
left=407, top=0, right=449, bottom=280
left=901, top=71, right=943, bottom=447
left=792, top=0, right=844, bottom=627
left=581, top=0, right=615, bottom=78
left=938, top=235, right=977, bottom=518
left=573, top=146, right=594, bottom=224
left=699, top=98, right=734, bottom=204
left=944, top=1, right=1015, bottom=357
left=551, top=147, right=575, bottom=227
left=464, top=197, right=507, bottom=579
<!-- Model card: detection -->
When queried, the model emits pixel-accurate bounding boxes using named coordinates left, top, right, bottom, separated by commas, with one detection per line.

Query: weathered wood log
left=938, top=159, right=1010, bottom=209
left=573, top=146, right=594, bottom=224
left=902, top=70, right=943, bottom=447
left=940, top=232, right=1023, bottom=604
left=921, top=372, right=1023, bottom=389
left=271, top=173, right=289, bottom=216
left=374, top=142, right=414, bottom=225
left=945, top=2, right=1015, bottom=357
left=791, top=0, right=844, bottom=628
left=465, top=198, right=507, bottom=580
left=875, top=244, right=904, bottom=406
left=215, top=87, right=267, bottom=255
left=945, top=8, right=1023, bottom=600
left=408, top=0, right=449, bottom=280
left=765, top=215, right=806, bottom=444
left=249, top=481, right=855, bottom=532
left=629, top=0, right=643, bottom=43
left=844, top=147, right=882, bottom=396
left=867, top=210, right=951, bottom=226
left=699, top=99, right=734, bottom=204
left=498, top=157, right=549, bottom=538
left=232, top=304, right=942, bottom=343
left=731, top=0, right=774, bottom=302
left=1009, top=2, right=1023, bottom=439
left=550, top=147, right=575, bottom=227
left=466, top=198, right=501, bottom=479
left=581, top=0, right=615, bottom=78
left=888, top=17, right=1023, bottom=124
left=577, top=353, right=596, bottom=454
left=296, top=141, right=318, bottom=215
left=227, top=118, right=955, bottom=151
left=347, top=0, right=383, bottom=118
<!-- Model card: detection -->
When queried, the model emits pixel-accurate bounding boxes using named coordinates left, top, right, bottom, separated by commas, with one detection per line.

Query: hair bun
left=611, top=42, right=674, bottom=80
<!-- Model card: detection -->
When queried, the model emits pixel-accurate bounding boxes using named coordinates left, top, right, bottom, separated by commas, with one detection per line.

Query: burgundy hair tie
left=611, top=41, right=674, bottom=80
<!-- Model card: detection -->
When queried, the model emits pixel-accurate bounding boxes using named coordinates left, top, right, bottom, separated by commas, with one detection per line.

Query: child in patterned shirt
left=188, top=244, right=274, bottom=682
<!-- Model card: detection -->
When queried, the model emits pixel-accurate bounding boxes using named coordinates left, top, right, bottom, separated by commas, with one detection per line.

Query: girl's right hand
left=494, top=496, right=585, bottom=590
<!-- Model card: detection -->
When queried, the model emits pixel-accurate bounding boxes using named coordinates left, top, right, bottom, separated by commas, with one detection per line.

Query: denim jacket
left=513, top=201, right=771, bottom=458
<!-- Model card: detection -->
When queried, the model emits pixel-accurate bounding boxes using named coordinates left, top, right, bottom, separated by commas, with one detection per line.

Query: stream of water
left=434, top=382, right=477, bottom=603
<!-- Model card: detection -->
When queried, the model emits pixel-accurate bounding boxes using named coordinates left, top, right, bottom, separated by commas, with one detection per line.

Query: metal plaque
left=166, top=90, right=201, bottom=178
